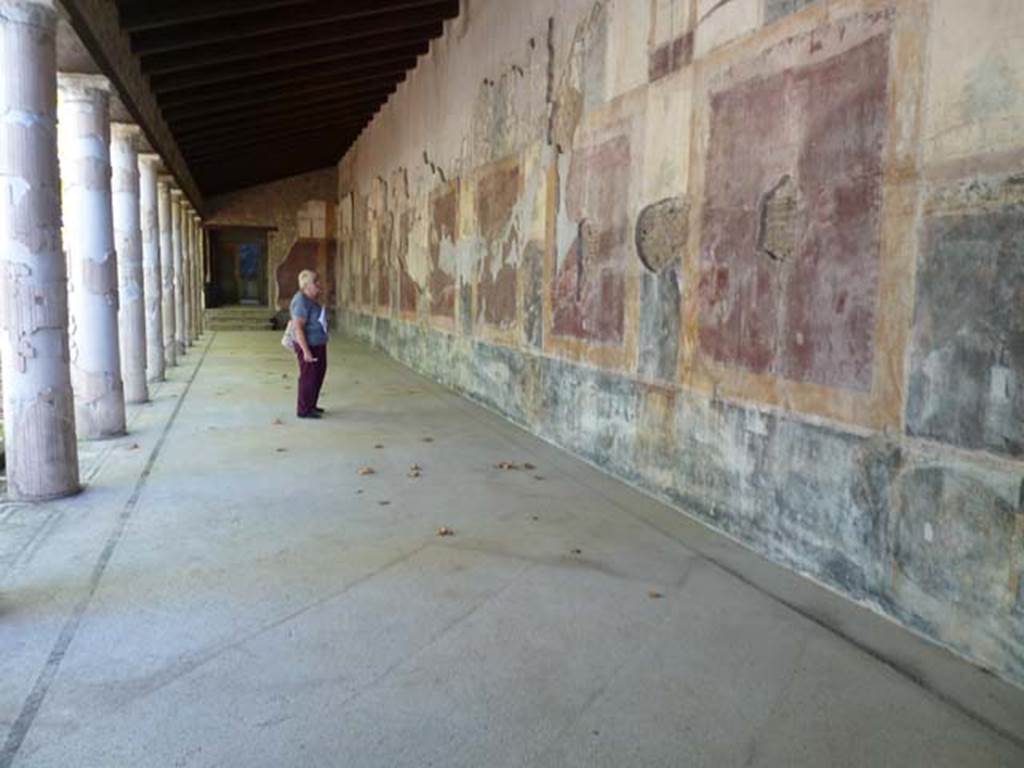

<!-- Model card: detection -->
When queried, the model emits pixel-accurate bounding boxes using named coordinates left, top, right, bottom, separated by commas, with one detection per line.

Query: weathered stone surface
left=428, top=184, right=458, bottom=318
left=764, top=0, right=817, bottom=24
left=275, top=239, right=337, bottom=309
left=638, top=268, right=681, bottom=381
left=907, top=208, right=1024, bottom=457
left=522, top=240, right=544, bottom=349
left=636, top=196, right=688, bottom=273
left=648, top=32, right=693, bottom=82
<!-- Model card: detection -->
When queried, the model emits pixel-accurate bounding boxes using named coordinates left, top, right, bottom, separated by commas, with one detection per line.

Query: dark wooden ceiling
left=116, top=0, right=459, bottom=195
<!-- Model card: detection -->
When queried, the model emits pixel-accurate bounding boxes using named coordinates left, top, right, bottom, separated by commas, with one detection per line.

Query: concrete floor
left=2, top=332, right=1023, bottom=768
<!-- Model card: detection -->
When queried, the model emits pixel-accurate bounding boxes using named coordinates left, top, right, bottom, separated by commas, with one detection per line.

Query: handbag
left=281, top=319, right=296, bottom=350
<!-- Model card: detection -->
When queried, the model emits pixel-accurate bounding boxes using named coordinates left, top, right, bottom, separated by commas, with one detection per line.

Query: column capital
left=57, top=72, right=111, bottom=98
left=0, top=0, right=57, bottom=25
left=170, top=188, right=183, bottom=198
left=111, top=122, right=142, bottom=140
left=139, top=152, right=161, bottom=167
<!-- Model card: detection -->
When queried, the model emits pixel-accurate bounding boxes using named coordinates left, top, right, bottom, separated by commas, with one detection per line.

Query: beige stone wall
left=205, top=168, right=338, bottom=307
left=337, top=0, right=1024, bottom=687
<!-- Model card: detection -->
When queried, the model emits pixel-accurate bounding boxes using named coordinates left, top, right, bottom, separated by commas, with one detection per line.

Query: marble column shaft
left=139, top=154, right=163, bottom=382
left=110, top=122, right=147, bottom=403
left=171, top=189, right=185, bottom=355
left=0, top=0, right=79, bottom=498
left=157, top=177, right=176, bottom=366
left=57, top=72, right=126, bottom=439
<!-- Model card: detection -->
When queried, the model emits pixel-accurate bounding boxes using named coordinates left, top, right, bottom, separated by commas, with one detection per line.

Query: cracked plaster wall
left=334, top=0, right=1024, bottom=688
left=205, top=168, right=338, bottom=308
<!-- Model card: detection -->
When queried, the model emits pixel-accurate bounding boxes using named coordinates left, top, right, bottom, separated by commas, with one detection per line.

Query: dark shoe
left=297, top=411, right=322, bottom=419
left=312, top=406, right=325, bottom=414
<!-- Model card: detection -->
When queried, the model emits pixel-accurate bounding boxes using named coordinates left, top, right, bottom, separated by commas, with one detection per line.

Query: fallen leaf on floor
left=648, top=590, right=664, bottom=599
left=570, top=548, right=582, bottom=555
left=357, top=466, right=375, bottom=476
left=436, top=526, right=455, bottom=537
left=410, top=463, right=422, bottom=471
left=408, top=470, right=421, bottom=478
left=495, top=461, right=519, bottom=470
left=378, top=500, right=391, bottom=506
left=524, top=462, right=536, bottom=470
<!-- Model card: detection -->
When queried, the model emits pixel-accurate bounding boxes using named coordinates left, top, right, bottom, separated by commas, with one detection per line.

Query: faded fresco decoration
left=697, top=34, right=889, bottom=391
left=334, top=0, right=1024, bottom=690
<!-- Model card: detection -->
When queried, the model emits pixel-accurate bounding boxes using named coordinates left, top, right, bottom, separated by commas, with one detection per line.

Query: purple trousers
left=295, top=344, right=327, bottom=415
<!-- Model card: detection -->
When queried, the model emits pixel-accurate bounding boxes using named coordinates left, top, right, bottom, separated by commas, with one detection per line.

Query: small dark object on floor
left=422, top=436, right=434, bottom=443
left=275, top=448, right=287, bottom=453
left=648, top=590, right=664, bottom=599
left=379, top=500, right=391, bottom=506
left=571, top=548, right=582, bottom=555
left=437, top=526, right=454, bottom=537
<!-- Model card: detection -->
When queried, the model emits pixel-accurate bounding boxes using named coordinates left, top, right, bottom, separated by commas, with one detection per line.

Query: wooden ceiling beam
left=164, top=78, right=397, bottom=123
left=172, top=93, right=391, bottom=137
left=158, top=58, right=413, bottom=111
left=118, top=0, right=310, bottom=31
left=180, top=112, right=371, bottom=154
left=141, top=17, right=441, bottom=76
left=194, top=139, right=350, bottom=175
left=152, top=51, right=418, bottom=95
left=200, top=152, right=344, bottom=196
left=131, top=0, right=455, bottom=56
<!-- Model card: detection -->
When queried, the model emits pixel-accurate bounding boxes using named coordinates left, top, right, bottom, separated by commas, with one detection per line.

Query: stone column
left=197, top=217, right=206, bottom=335
left=182, top=203, right=193, bottom=346
left=0, top=0, right=79, bottom=499
left=171, top=188, right=186, bottom=356
left=110, top=122, right=147, bottom=403
left=139, top=154, right=163, bottom=382
left=57, top=73, right=126, bottom=439
left=191, top=214, right=202, bottom=339
left=157, top=176, right=176, bottom=367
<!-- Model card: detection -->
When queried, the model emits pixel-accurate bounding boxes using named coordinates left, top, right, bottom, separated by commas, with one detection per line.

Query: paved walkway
left=1, top=332, right=1022, bottom=767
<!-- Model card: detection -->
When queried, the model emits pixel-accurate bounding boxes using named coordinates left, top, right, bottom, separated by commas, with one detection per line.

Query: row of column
left=0, top=0, right=206, bottom=500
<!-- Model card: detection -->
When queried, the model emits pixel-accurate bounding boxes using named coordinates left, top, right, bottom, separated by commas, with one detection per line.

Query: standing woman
left=290, top=269, right=328, bottom=419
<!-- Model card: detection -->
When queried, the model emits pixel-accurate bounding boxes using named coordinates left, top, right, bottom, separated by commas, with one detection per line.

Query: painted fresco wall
left=206, top=168, right=338, bottom=307
left=336, top=0, right=1024, bottom=688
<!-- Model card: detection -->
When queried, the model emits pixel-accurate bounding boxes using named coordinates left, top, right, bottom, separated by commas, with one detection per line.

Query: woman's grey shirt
left=290, top=291, right=328, bottom=346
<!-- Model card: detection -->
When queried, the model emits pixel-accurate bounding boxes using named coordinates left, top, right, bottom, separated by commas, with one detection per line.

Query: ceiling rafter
left=104, top=0, right=459, bottom=194
left=131, top=0, right=455, bottom=55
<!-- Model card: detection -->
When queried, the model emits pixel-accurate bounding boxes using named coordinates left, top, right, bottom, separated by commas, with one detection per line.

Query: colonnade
left=0, top=0, right=206, bottom=499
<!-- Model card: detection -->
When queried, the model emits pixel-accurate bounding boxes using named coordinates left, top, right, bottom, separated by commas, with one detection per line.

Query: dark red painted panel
left=552, top=135, right=631, bottom=344
left=697, top=34, right=889, bottom=390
